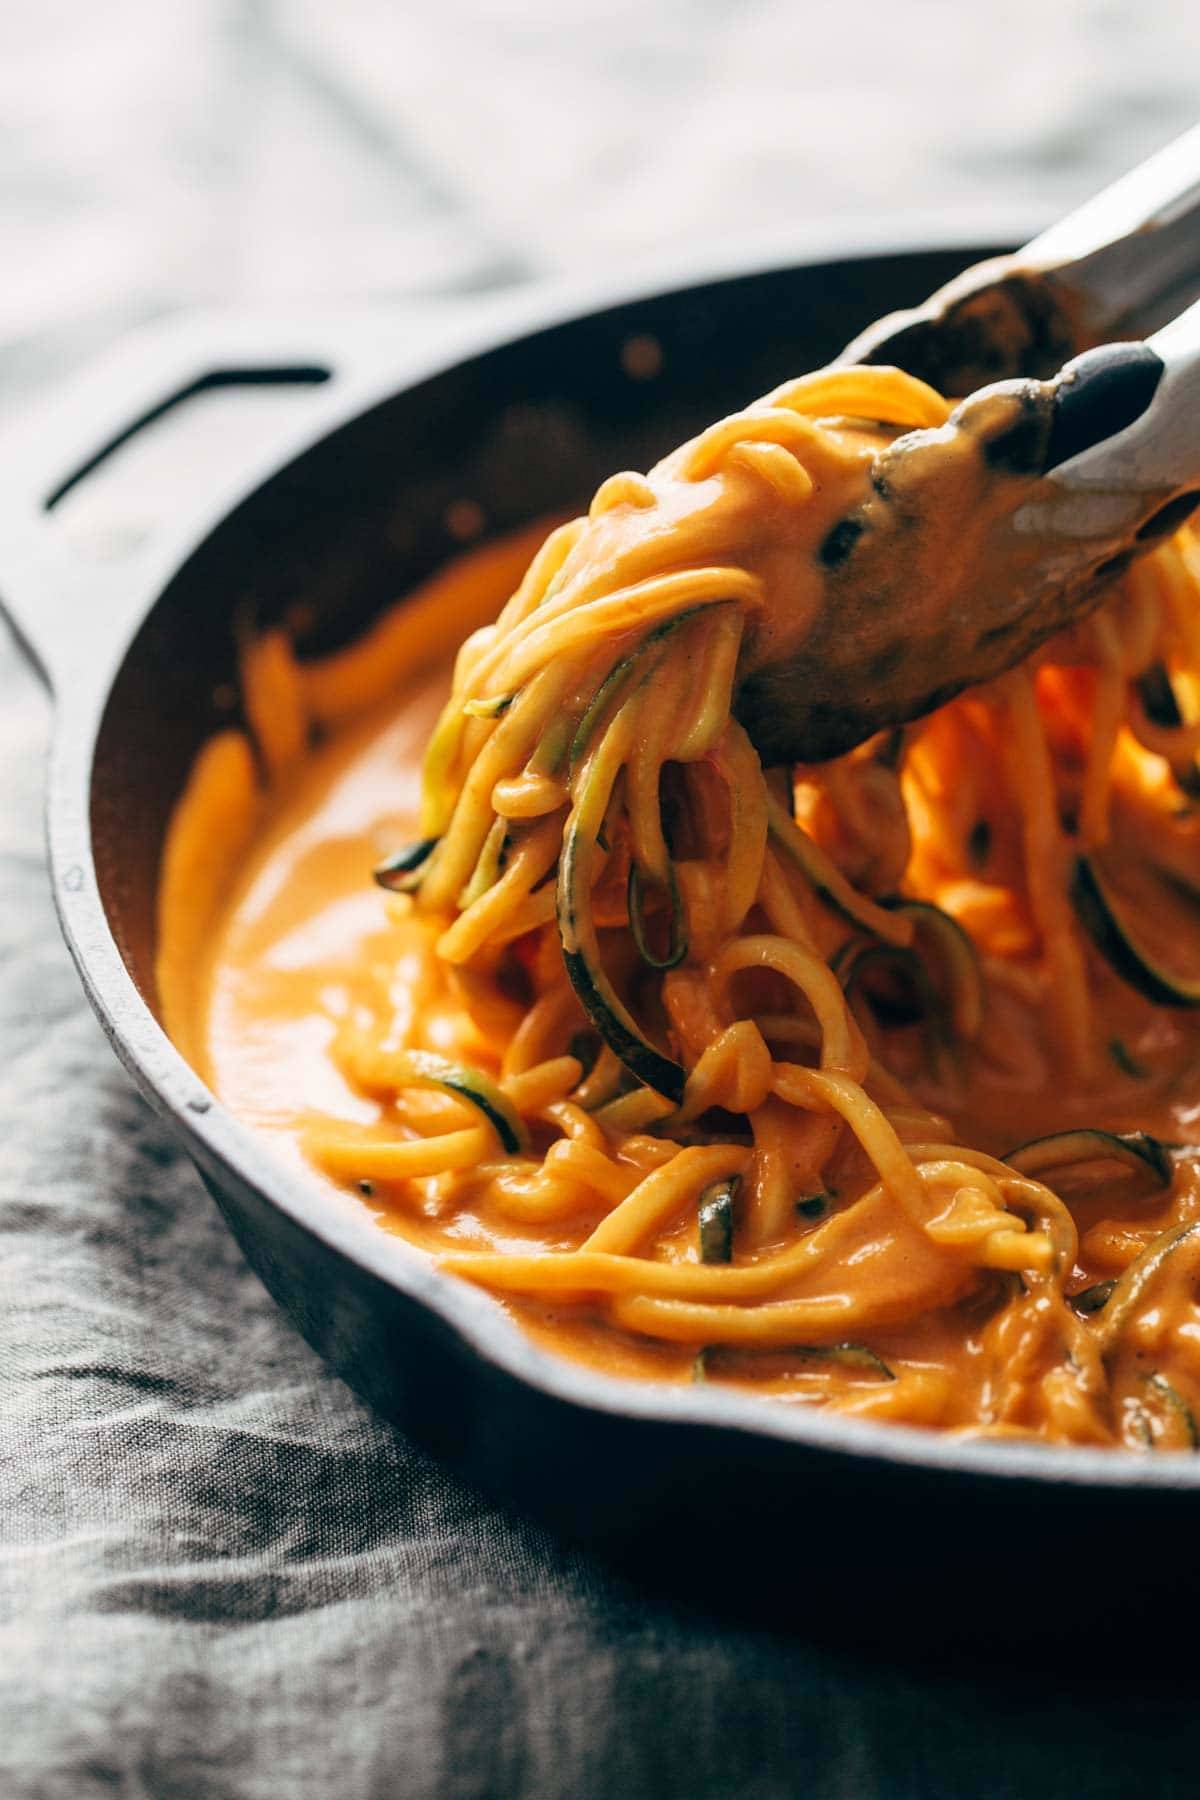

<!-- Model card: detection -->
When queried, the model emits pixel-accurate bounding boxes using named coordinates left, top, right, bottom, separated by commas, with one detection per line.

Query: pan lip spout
left=44, top=221, right=1200, bottom=1497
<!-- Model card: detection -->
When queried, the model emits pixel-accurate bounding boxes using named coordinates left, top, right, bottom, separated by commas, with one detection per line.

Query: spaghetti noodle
left=162, top=366, right=1200, bottom=1452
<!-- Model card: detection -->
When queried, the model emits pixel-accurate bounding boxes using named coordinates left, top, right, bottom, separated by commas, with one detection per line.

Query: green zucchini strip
left=1070, top=1279, right=1117, bottom=1315
left=419, top=704, right=470, bottom=837
left=628, top=862, right=688, bottom=971
left=834, top=941, right=953, bottom=1082
left=527, top=711, right=575, bottom=778
left=567, top=653, right=642, bottom=775
left=558, top=709, right=686, bottom=1103
left=1096, top=1221, right=1200, bottom=1357
left=881, top=898, right=984, bottom=1040
left=690, top=1341, right=893, bottom=1381
left=1005, top=1128, right=1173, bottom=1189
left=567, top=609, right=698, bottom=776
left=1135, top=664, right=1200, bottom=796
left=793, top=1343, right=895, bottom=1380
left=1071, top=856, right=1200, bottom=1008
left=835, top=941, right=938, bottom=1023
left=698, top=1178, right=737, bottom=1264
left=374, top=837, right=439, bottom=892
left=765, top=794, right=911, bottom=947
left=1142, top=1372, right=1199, bottom=1449
left=457, top=816, right=508, bottom=909
left=382, top=1049, right=528, bottom=1154
left=463, top=691, right=516, bottom=719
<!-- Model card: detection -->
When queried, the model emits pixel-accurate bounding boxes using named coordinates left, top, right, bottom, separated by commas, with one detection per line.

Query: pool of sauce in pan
left=161, top=525, right=1200, bottom=1419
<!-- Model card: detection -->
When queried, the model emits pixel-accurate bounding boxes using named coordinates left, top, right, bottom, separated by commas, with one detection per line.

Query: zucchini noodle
left=169, top=365, right=1200, bottom=1452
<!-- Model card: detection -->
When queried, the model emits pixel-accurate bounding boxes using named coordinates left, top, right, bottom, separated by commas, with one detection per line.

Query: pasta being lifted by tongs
left=293, top=130, right=1200, bottom=1448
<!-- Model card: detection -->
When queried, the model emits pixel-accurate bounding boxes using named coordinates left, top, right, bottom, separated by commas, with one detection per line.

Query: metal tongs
left=739, top=126, right=1200, bottom=764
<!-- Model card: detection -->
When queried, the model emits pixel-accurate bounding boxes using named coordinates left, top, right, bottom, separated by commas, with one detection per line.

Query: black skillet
left=4, top=233, right=1197, bottom=1633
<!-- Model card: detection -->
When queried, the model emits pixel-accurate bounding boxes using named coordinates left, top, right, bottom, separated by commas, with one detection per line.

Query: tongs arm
left=842, top=124, right=1200, bottom=395
left=1025, top=293, right=1200, bottom=545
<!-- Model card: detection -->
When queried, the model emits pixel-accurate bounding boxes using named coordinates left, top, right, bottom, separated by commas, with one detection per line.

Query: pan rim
left=49, top=219, right=1200, bottom=1495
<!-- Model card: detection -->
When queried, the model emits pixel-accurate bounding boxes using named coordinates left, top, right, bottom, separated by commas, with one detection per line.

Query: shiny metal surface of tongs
left=741, top=128, right=1200, bottom=765
left=845, top=123, right=1200, bottom=394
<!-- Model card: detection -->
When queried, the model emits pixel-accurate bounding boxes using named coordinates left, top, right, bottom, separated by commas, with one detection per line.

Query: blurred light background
left=3, top=0, right=1199, bottom=408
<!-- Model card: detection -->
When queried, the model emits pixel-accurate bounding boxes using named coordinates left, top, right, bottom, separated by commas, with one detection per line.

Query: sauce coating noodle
left=160, top=369, right=1200, bottom=1450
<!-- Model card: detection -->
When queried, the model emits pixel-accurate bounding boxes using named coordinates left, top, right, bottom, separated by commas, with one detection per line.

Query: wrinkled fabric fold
left=4, top=5, right=1200, bottom=1792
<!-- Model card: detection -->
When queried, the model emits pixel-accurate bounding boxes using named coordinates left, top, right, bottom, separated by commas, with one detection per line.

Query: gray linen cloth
left=1, top=378, right=1197, bottom=1800
left=4, top=3, right=1200, bottom=1793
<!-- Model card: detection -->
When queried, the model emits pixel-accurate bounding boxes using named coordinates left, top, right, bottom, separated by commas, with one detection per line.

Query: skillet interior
left=81, top=247, right=1200, bottom=1635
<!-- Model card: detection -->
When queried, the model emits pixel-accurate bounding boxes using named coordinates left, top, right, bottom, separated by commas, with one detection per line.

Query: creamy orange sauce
left=159, top=518, right=1200, bottom=1436
left=158, top=347, right=1200, bottom=1450
left=165, top=534, right=715, bottom=1382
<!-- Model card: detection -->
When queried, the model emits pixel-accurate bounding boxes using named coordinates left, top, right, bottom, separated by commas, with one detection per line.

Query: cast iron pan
left=4, top=234, right=1196, bottom=1636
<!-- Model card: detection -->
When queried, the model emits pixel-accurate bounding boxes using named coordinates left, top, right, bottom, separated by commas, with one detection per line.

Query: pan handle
left=0, top=310, right=427, bottom=695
